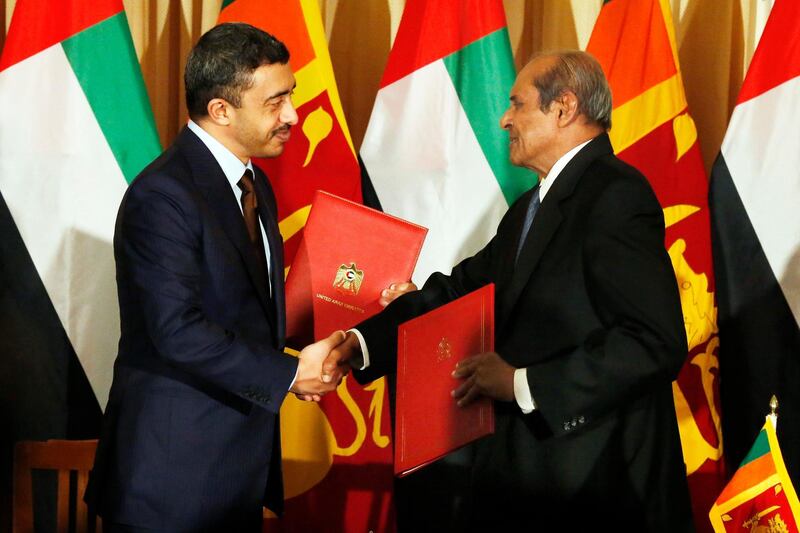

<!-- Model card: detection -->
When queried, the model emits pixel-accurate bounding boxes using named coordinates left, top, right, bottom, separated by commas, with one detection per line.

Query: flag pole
left=768, top=394, right=778, bottom=429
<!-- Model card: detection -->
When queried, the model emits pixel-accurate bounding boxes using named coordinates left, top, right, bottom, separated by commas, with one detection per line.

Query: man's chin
left=254, top=144, right=286, bottom=159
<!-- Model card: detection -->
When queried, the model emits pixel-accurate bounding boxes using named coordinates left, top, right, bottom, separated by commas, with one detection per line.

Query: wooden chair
left=13, top=439, right=101, bottom=533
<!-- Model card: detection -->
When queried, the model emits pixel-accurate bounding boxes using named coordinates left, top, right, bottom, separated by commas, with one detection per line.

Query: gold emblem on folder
left=333, top=263, right=364, bottom=295
left=436, top=337, right=452, bottom=362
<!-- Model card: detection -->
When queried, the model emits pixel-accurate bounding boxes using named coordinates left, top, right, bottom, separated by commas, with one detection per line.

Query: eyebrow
left=266, top=82, right=297, bottom=102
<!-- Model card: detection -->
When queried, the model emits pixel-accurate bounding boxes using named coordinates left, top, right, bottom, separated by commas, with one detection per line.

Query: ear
left=206, top=98, right=232, bottom=126
left=555, top=90, right=579, bottom=127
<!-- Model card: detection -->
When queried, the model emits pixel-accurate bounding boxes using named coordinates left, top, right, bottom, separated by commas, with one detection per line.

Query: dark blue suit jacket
left=87, top=127, right=297, bottom=532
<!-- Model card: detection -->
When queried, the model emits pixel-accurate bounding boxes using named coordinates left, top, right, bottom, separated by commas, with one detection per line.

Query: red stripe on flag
left=0, top=0, right=122, bottom=72
left=736, top=0, right=800, bottom=104
left=254, top=90, right=361, bottom=266
left=379, top=0, right=507, bottom=88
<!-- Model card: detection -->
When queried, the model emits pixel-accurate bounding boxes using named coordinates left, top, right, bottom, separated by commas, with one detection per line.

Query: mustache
left=271, top=125, right=291, bottom=137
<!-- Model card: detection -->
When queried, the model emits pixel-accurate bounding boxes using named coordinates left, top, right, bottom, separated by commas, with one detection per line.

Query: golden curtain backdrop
left=1, top=0, right=774, bottom=173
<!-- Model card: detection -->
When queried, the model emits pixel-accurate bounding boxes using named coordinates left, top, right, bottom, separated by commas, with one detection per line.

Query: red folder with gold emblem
left=285, top=190, right=427, bottom=347
left=395, top=284, right=495, bottom=477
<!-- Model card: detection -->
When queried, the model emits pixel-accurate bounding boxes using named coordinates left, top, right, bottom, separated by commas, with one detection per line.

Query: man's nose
left=499, top=110, right=511, bottom=130
left=281, top=99, right=299, bottom=126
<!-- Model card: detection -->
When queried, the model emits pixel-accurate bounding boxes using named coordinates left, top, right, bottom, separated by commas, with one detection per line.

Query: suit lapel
left=175, top=128, right=273, bottom=320
left=498, top=134, right=614, bottom=326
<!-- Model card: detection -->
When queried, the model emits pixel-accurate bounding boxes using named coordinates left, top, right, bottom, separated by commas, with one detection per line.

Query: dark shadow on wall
left=678, top=0, right=744, bottom=175
left=328, top=0, right=391, bottom=153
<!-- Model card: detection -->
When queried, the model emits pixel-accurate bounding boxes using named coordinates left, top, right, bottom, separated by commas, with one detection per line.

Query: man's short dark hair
left=185, top=22, right=289, bottom=119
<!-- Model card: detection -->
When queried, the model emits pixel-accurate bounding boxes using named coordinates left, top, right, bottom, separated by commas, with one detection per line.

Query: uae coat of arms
left=333, top=263, right=364, bottom=295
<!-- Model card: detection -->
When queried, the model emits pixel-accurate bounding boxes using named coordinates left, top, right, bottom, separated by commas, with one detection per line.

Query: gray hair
left=532, top=51, right=612, bottom=130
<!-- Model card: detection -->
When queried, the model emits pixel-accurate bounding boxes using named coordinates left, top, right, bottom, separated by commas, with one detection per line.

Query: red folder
left=394, top=284, right=495, bottom=477
left=285, top=190, right=427, bottom=346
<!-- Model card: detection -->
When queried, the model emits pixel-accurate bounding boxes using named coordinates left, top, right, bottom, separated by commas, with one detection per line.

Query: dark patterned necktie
left=515, top=186, right=541, bottom=264
left=237, top=169, right=269, bottom=280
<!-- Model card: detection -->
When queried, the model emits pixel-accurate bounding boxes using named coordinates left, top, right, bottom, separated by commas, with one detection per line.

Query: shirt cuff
left=513, top=368, right=536, bottom=413
left=347, top=328, right=369, bottom=370
left=287, top=360, right=300, bottom=391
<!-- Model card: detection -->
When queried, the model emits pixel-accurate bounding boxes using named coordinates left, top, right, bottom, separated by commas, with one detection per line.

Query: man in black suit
left=325, top=51, right=694, bottom=531
left=87, top=23, right=349, bottom=532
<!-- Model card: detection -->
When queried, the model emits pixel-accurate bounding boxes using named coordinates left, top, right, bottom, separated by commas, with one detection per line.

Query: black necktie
left=515, top=186, right=541, bottom=264
left=237, top=169, right=269, bottom=281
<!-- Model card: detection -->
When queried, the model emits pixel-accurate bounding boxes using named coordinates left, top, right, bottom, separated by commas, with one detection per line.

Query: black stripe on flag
left=710, top=153, right=800, bottom=483
left=0, top=190, right=102, bottom=530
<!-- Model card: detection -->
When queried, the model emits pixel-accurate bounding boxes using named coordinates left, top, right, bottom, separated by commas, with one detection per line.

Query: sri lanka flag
left=587, top=1, right=726, bottom=530
left=217, top=2, right=395, bottom=531
left=709, top=413, right=800, bottom=532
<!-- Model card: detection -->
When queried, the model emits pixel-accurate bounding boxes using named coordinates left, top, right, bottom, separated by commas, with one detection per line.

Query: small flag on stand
left=709, top=397, right=800, bottom=532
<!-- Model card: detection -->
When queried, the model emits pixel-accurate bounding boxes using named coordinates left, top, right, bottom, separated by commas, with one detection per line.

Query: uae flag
left=0, top=0, right=160, bottom=525
left=587, top=1, right=726, bottom=529
left=360, top=0, right=535, bottom=285
left=709, top=0, right=800, bottom=493
left=218, top=2, right=395, bottom=531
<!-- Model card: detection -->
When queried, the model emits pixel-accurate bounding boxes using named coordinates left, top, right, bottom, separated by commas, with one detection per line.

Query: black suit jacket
left=87, top=128, right=297, bottom=532
left=355, top=134, right=694, bottom=532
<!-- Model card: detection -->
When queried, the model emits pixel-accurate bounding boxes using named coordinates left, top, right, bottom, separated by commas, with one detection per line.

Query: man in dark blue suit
left=87, top=23, right=347, bottom=532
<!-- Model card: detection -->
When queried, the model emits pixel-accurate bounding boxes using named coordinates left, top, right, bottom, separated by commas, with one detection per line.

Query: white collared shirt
left=188, top=120, right=272, bottom=293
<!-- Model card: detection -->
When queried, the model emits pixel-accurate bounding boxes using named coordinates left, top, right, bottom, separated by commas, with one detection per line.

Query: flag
left=709, top=0, right=800, bottom=493
left=0, top=0, right=160, bottom=525
left=0, top=0, right=160, bottom=408
left=219, top=0, right=363, bottom=265
left=360, top=0, right=535, bottom=285
left=218, top=2, right=395, bottom=531
left=709, top=414, right=800, bottom=532
left=586, top=1, right=726, bottom=529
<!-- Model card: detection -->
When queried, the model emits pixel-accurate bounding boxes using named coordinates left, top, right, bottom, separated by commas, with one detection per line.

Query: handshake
left=288, top=281, right=416, bottom=402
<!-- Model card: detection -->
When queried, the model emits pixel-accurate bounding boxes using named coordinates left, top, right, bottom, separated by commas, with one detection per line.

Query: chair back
left=13, top=439, right=100, bottom=533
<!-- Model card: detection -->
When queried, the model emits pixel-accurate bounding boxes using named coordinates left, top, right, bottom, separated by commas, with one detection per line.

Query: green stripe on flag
left=443, top=28, right=537, bottom=205
left=62, top=12, right=161, bottom=184
left=740, top=428, right=771, bottom=467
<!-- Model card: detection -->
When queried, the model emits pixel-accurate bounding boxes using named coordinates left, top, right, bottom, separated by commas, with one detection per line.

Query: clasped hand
left=290, top=330, right=349, bottom=402
left=291, top=281, right=417, bottom=402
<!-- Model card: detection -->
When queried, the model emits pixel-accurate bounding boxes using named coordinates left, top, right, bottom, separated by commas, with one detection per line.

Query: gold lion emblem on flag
left=333, top=263, right=364, bottom=295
